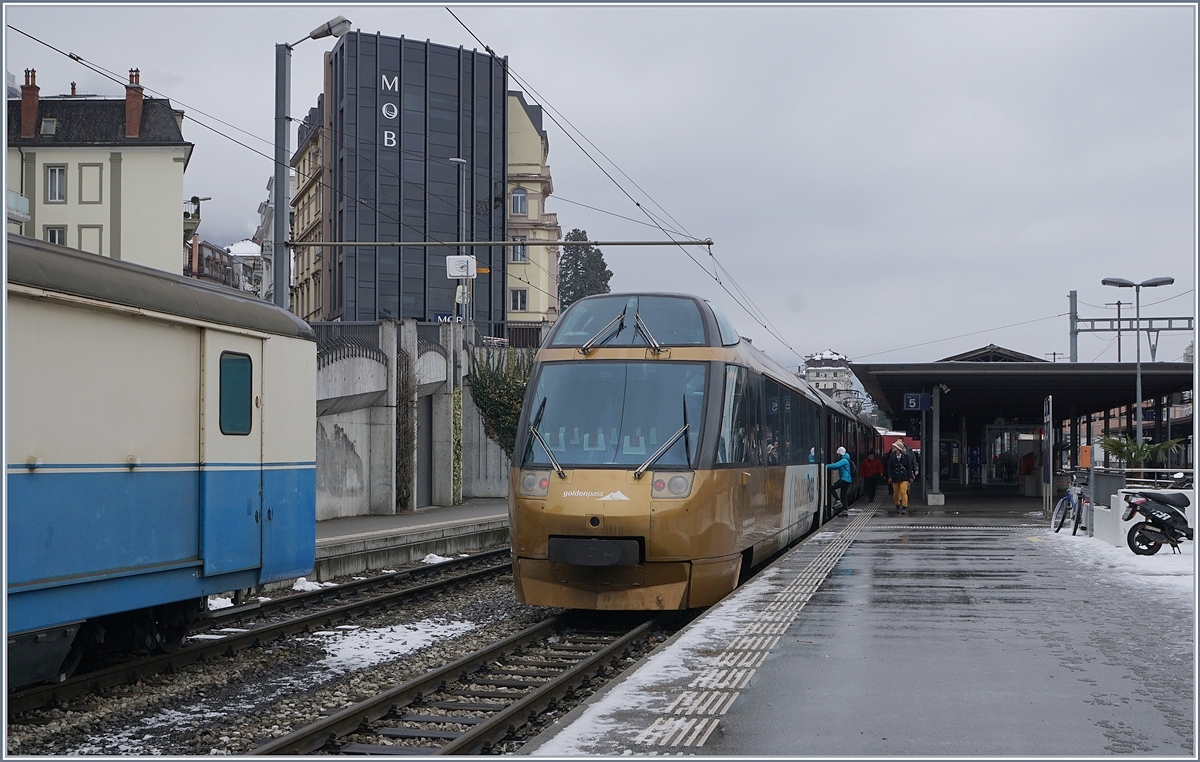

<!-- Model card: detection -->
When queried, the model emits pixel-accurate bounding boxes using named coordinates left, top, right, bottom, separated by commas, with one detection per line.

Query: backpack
left=849, top=457, right=858, bottom=481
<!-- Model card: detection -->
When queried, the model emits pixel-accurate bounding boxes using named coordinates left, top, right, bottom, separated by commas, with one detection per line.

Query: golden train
left=509, top=293, right=881, bottom=610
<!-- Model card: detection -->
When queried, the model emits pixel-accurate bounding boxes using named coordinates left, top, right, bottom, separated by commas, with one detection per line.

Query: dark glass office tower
left=324, top=31, right=507, bottom=322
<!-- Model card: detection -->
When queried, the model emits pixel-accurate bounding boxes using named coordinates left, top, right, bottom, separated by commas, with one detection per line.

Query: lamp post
left=274, top=15, right=352, bottom=310
left=1101, top=276, right=1175, bottom=447
left=448, top=158, right=468, bottom=325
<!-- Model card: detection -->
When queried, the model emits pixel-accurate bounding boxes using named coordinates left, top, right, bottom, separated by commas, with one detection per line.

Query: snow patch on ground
left=1043, top=530, right=1195, bottom=598
left=292, top=577, right=337, bottom=592
left=207, top=596, right=233, bottom=610
left=73, top=618, right=477, bottom=754
left=422, top=553, right=454, bottom=564
left=304, top=618, right=478, bottom=674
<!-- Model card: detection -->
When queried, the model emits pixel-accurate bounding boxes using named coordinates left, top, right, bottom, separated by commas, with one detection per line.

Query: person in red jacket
left=860, top=449, right=885, bottom=502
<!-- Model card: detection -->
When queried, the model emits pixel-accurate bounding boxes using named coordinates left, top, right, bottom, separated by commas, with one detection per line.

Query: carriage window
left=717, top=365, right=750, bottom=465
left=219, top=352, right=253, bottom=435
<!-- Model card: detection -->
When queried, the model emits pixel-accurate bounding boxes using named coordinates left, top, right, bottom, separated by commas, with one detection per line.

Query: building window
left=46, top=165, right=66, bottom=203
left=510, top=288, right=528, bottom=312
left=39, top=118, right=56, bottom=136
left=510, top=188, right=527, bottom=216
left=511, top=236, right=527, bottom=263
left=44, top=226, right=66, bottom=246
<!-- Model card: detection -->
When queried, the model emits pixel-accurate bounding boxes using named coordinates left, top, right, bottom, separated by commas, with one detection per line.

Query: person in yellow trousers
left=886, top=440, right=918, bottom=515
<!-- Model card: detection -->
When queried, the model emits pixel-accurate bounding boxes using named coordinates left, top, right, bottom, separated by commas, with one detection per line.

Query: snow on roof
left=226, top=239, right=261, bottom=256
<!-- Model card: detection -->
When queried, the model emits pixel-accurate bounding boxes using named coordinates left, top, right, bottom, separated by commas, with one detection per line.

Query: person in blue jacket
left=826, top=446, right=852, bottom=511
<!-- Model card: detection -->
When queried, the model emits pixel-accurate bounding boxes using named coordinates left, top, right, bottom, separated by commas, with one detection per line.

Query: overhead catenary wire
left=1079, top=288, right=1193, bottom=310
left=8, top=24, right=483, bottom=256
left=447, top=8, right=805, bottom=364
left=852, top=312, right=1070, bottom=361
left=16, top=21, right=729, bottom=331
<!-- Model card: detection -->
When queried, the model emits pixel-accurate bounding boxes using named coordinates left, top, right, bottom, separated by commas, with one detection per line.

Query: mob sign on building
left=321, top=31, right=508, bottom=325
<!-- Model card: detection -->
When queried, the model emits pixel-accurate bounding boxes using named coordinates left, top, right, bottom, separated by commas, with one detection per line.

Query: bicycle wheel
left=1071, top=501, right=1084, bottom=535
left=1052, top=497, right=1069, bottom=532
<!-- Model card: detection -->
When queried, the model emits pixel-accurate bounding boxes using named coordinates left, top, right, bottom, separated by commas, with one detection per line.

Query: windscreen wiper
left=634, top=422, right=690, bottom=480
left=634, top=312, right=663, bottom=355
left=529, top=425, right=566, bottom=479
left=579, top=307, right=627, bottom=354
left=527, top=399, right=565, bottom=478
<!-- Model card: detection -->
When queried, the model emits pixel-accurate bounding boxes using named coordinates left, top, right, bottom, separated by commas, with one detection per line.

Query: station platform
left=523, top=492, right=1195, bottom=756
left=311, top=498, right=509, bottom=580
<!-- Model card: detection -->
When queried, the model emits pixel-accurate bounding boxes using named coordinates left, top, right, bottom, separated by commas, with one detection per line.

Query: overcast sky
left=5, top=4, right=1196, bottom=367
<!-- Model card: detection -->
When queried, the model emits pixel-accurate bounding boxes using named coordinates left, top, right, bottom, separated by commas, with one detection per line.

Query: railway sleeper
left=340, top=743, right=438, bottom=755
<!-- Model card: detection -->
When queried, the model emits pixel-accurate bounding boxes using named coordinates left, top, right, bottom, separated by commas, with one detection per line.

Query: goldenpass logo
left=563, top=490, right=605, bottom=498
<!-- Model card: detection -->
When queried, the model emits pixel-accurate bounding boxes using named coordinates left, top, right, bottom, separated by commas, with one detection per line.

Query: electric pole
left=1105, top=301, right=1127, bottom=361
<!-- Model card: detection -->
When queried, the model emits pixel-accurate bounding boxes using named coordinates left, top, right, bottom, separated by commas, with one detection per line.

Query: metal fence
left=471, top=320, right=548, bottom=349
left=311, top=322, right=387, bottom=369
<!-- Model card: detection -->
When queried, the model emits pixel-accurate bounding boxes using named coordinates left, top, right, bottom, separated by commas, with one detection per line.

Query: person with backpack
left=886, top=440, right=917, bottom=514
left=826, top=446, right=852, bottom=512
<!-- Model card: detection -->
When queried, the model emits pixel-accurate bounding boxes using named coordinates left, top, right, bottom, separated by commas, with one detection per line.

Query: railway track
left=249, top=613, right=673, bottom=755
left=8, top=550, right=511, bottom=716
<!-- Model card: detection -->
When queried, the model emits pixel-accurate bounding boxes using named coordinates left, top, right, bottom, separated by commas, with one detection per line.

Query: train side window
left=798, top=395, right=820, bottom=462
left=716, top=365, right=750, bottom=465
left=219, top=352, right=253, bottom=436
left=745, top=371, right=763, bottom=466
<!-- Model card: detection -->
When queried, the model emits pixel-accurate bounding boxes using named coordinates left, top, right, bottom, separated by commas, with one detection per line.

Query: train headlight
left=651, top=471, right=694, bottom=499
left=519, top=470, right=551, bottom=497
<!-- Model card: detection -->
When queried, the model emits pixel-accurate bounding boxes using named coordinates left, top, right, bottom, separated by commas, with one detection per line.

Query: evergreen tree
left=559, top=228, right=613, bottom=308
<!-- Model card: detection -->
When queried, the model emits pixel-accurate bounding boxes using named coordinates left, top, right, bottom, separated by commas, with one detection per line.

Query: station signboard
left=903, top=393, right=932, bottom=411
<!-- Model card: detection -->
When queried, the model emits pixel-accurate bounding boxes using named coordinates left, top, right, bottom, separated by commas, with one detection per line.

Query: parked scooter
left=1121, top=474, right=1193, bottom=555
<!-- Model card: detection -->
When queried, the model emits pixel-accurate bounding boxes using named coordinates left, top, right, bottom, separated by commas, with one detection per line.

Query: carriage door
left=199, top=329, right=264, bottom=576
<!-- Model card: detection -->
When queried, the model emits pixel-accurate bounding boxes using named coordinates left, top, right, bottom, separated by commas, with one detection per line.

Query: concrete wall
left=316, top=409, right=371, bottom=519
left=314, top=319, right=507, bottom=517
left=463, top=384, right=510, bottom=498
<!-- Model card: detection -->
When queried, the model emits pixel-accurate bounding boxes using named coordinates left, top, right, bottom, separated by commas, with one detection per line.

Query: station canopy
left=852, top=344, right=1194, bottom=423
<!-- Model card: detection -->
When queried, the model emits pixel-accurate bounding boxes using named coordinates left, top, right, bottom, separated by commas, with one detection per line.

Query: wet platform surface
left=526, top=494, right=1194, bottom=756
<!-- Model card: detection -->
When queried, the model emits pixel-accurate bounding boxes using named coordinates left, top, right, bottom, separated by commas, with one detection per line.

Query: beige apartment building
left=506, top=91, right=561, bottom=324
left=289, top=95, right=330, bottom=322
left=6, top=69, right=192, bottom=274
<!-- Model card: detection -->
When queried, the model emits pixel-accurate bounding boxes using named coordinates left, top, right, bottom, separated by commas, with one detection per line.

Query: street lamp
left=274, top=15, right=352, bottom=310
left=1101, top=276, right=1175, bottom=447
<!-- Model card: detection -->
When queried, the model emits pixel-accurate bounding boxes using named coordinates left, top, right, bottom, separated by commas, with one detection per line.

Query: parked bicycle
left=1052, top=472, right=1090, bottom=535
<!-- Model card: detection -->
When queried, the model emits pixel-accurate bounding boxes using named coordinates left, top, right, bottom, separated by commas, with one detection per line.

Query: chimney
left=125, top=68, right=143, bottom=139
left=70, top=82, right=77, bottom=96
left=20, top=69, right=39, bottom=138
left=191, top=234, right=201, bottom=276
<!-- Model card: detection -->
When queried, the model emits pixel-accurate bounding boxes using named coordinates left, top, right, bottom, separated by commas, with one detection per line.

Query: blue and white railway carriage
left=6, top=235, right=316, bottom=686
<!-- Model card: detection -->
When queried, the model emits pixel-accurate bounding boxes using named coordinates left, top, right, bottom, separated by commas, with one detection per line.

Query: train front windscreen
left=523, top=361, right=706, bottom=468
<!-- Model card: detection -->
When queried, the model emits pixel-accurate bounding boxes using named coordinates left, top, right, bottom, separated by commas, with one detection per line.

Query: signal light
left=519, top=470, right=551, bottom=497
left=651, top=471, right=694, bottom=499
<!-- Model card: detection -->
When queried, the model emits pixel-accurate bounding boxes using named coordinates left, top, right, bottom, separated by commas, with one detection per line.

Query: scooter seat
left=1138, top=491, right=1191, bottom=509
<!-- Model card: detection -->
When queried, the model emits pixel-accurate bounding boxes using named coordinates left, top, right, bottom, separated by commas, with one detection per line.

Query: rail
left=249, top=615, right=668, bottom=755
left=7, top=551, right=510, bottom=716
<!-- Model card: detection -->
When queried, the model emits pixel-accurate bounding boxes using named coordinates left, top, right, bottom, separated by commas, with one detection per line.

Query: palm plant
left=1098, top=436, right=1182, bottom=469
